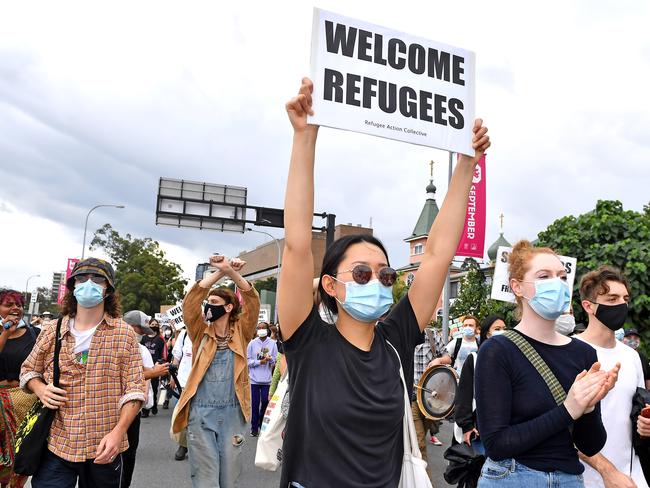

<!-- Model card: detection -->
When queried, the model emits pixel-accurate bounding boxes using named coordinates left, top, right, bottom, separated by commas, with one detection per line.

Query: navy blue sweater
left=475, top=330, right=607, bottom=474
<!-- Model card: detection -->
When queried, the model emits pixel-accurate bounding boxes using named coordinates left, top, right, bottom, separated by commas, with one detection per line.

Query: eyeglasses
left=75, top=274, right=107, bottom=285
left=334, top=264, right=397, bottom=287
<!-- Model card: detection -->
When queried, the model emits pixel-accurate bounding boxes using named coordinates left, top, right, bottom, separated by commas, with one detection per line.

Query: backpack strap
left=503, top=330, right=566, bottom=406
left=451, top=337, right=463, bottom=368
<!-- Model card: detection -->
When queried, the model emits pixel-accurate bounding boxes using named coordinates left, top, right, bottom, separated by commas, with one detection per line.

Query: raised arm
left=408, top=120, right=490, bottom=330
left=277, top=78, right=320, bottom=341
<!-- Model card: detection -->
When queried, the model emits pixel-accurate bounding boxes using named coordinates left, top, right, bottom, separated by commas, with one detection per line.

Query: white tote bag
left=387, top=341, right=434, bottom=488
left=255, top=374, right=289, bottom=471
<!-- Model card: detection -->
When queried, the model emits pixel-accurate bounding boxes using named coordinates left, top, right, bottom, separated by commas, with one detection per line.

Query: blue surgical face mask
left=615, top=328, right=625, bottom=342
left=462, top=326, right=475, bottom=338
left=74, top=280, right=106, bottom=308
left=522, top=277, right=571, bottom=321
left=333, top=278, right=393, bottom=323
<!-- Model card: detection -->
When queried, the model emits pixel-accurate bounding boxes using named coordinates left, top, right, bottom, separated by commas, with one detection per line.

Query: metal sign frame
left=156, top=177, right=337, bottom=245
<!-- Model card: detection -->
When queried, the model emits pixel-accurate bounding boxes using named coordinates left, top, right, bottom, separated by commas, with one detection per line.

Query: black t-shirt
left=280, top=295, right=422, bottom=488
left=0, top=327, right=39, bottom=381
left=141, top=335, right=165, bottom=363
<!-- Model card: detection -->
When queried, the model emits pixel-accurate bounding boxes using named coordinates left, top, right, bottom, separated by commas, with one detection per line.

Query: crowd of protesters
left=0, top=78, right=647, bottom=488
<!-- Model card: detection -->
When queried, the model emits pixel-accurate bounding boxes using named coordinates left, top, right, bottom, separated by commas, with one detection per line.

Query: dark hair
left=60, top=287, right=122, bottom=318
left=480, top=315, right=505, bottom=345
left=208, top=287, right=241, bottom=325
left=579, top=265, right=630, bottom=302
left=257, top=321, right=271, bottom=334
left=0, top=289, right=25, bottom=308
left=318, top=234, right=390, bottom=317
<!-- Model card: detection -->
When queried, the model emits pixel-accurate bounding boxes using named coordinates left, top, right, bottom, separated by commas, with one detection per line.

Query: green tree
left=90, top=224, right=188, bottom=315
left=34, top=287, right=61, bottom=315
left=537, top=200, right=650, bottom=332
left=393, top=272, right=409, bottom=303
left=450, top=258, right=517, bottom=326
left=253, top=276, right=277, bottom=294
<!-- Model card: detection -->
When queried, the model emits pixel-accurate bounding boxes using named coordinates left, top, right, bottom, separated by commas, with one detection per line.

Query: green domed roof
left=487, top=232, right=511, bottom=261
left=405, top=181, right=439, bottom=241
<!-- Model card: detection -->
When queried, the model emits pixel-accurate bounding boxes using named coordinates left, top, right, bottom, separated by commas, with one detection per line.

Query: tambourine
left=415, top=364, right=459, bottom=420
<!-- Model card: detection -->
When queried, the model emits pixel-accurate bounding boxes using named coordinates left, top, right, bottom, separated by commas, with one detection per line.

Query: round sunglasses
left=334, top=264, right=397, bottom=287
left=75, top=274, right=107, bottom=285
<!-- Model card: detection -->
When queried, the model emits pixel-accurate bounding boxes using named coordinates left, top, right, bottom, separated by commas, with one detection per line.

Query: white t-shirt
left=138, top=344, right=154, bottom=409
left=68, top=319, right=98, bottom=365
left=446, top=338, right=478, bottom=374
left=577, top=338, right=648, bottom=488
left=171, top=329, right=193, bottom=388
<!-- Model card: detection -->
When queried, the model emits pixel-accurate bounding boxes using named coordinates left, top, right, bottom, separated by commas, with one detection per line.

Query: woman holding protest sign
left=277, top=77, right=490, bottom=487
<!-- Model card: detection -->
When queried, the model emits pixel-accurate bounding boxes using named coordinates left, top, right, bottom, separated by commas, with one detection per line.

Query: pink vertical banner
left=57, top=258, right=80, bottom=304
left=456, top=154, right=486, bottom=259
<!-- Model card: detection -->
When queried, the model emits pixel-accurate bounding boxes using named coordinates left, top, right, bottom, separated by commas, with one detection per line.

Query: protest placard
left=490, top=246, right=578, bottom=303
left=166, top=304, right=185, bottom=330
left=309, top=8, right=475, bottom=154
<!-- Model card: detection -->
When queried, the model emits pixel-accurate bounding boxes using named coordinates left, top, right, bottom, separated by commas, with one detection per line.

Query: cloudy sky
left=1, top=0, right=648, bottom=294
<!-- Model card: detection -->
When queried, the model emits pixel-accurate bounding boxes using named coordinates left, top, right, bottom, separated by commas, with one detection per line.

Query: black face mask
left=594, top=302, right=628, bottom=331
left=204, top=303, right=227, bottom=323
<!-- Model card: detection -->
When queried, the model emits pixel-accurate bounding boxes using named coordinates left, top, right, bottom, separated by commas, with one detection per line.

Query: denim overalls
left=187, top=348, right=247, bottom=488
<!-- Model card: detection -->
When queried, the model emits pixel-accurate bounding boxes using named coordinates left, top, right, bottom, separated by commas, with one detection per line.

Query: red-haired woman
left=475, top=241, right=619, bottom=487
left=171, top=255, right=260, bottom=488
left=0, top=289, right=39, bottom=488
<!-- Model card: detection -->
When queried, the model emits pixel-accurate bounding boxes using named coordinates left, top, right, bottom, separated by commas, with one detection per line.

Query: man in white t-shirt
left=170, top=327, right=193, bottom=461
left=433, top=315, right=480, bottom=375
left=576, top=266, right=649, bottom=488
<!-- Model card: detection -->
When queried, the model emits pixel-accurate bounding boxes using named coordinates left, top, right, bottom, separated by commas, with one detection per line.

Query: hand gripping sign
left=490, top=246, right=578, bottom=303
left=309, top=8, right=476, bottom=155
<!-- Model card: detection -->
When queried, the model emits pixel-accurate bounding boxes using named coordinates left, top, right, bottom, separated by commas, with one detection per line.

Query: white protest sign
left=258, top=306, right=270, bottom=324
left=155, top=313, right=170, bottom=326
left=490, top=246, right=578, bottom=304
left=309, top=8, right=475, bottom=154
left=165, top=304, right=185, bottom=330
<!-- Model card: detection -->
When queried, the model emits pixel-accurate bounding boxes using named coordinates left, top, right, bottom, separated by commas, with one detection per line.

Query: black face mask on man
left=204, top=303, right=227, bottom=323
left=594, top=302, right=628, bottom=331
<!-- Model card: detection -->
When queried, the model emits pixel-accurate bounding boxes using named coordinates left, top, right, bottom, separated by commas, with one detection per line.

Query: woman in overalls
left=171, top=255, right=260, bottom=488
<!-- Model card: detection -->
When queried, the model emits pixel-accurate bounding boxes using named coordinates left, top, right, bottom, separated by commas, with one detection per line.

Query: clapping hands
left=564, top=362, right=620, bottom=420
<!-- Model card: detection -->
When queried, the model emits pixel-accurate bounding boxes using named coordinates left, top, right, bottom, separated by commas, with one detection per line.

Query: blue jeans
left=188, top=349, right=247, bottom=488
left=478, top=458, right=584, bottom=488
left=31, top=450, right=123, bottom=488
left=250, top=383, right=270, bottom=433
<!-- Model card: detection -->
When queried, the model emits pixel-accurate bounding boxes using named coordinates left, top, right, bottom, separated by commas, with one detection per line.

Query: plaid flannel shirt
left=413, top=328, right=446, bottom=387
left=20, top=315, right=146, bottom=462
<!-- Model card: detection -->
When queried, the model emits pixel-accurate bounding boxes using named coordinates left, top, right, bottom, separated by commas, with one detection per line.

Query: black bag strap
left=451, top=337, right=463, bottom=367
left=52, top=317, right=63, bottom=387
left=504, top=330, right=567, bottom=406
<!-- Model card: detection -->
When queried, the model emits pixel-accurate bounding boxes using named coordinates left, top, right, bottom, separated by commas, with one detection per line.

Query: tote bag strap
left=386, top=340, right=421, bottom=459
left=52, top=317, right=63, bottom=387
left=503, top=330, right=566, bottom=405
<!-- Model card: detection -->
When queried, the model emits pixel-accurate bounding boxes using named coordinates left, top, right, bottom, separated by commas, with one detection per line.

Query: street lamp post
left=81, top=204, right=125, bottom=259
left=24, top=274, right=40, bottom=314
left=246, top=227, right=281, bottom=323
